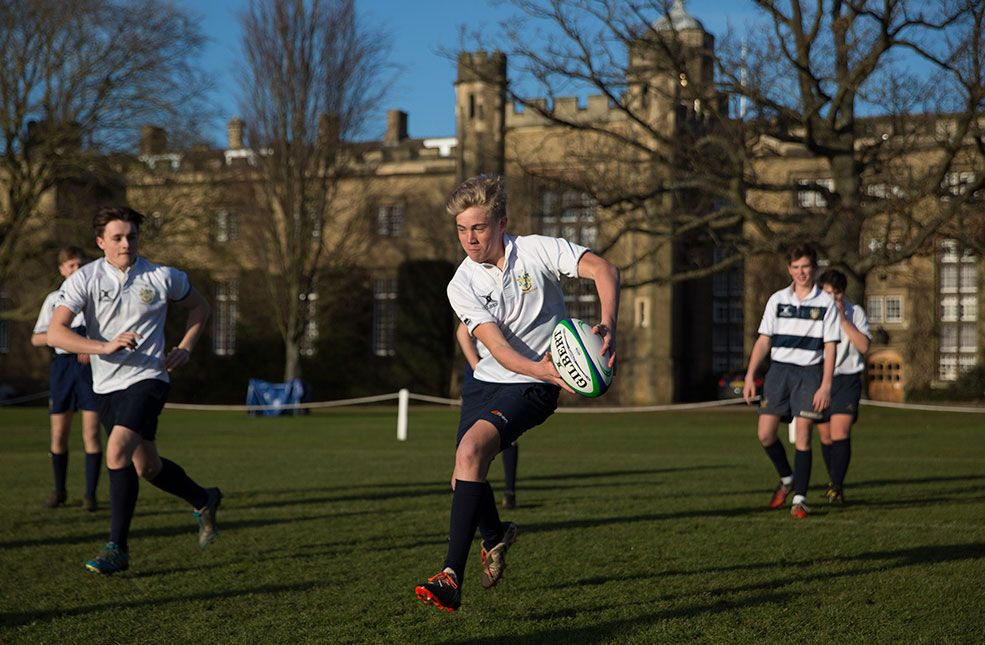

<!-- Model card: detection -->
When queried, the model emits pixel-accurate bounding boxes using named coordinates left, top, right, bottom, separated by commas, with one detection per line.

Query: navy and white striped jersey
left=757, top=283, right=840, bottom=366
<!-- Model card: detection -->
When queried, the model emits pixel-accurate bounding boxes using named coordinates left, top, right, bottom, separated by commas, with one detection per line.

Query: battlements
left=506, top=94, right=628, bottom=128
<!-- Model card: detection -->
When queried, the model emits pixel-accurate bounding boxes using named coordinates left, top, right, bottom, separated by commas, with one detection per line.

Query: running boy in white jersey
left=31, top=246, right=102, bottom=511
left=816, top=269, right=870, bottom=505
left=47, top=206, right=221, bottom=575
left=743, top=243, right=839, bottom=519
left=416, top=175, right=620, bottom=612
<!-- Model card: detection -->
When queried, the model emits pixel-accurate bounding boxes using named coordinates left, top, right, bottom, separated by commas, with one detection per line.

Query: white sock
left=781, top=475, right=793, bottom=486
left=792, top=494, right=806, bottom=505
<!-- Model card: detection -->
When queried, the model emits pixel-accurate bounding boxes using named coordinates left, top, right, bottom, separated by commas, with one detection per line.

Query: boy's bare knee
left=455, top=441, right=484, bottom=471
left=135, top=462, right=160, bottom=479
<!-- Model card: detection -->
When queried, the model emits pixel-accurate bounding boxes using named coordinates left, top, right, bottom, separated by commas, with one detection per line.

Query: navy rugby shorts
left=457, top=371, right=560, bottom=450
left=822, top=373, right=862, bottom=422
left=97, top=378, right=170, bottom=441
left=49, top=354, right=98, bottom=414
left=758, top=361, right=824, bottom=420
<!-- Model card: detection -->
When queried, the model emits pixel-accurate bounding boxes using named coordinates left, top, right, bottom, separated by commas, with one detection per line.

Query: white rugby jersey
left=34, top=287, right=87, bottom=356
left=448, top=233, right=588, bottom=384
left=833, top=299, right=870, bottom=376
left=757, top=283, right=840, bottom=366
left=56, top=256, right=190, bottom=393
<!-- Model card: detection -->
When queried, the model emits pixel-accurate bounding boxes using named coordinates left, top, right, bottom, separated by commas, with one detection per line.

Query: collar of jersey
left=101, top=255, right=143, bottom=280
left=785, top=281, right=822, bottom=304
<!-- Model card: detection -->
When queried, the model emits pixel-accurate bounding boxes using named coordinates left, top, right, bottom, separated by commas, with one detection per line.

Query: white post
left=788, top=418, right=796, bottom=444
left=397, top=388, right=409, bottom=441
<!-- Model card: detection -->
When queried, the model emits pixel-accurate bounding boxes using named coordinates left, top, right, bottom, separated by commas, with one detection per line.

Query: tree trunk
left=283, top=337, right=303, bottom=382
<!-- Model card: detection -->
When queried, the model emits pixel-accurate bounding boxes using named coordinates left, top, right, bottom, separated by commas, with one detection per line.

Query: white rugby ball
left=550, top=318, right=613, bottom=398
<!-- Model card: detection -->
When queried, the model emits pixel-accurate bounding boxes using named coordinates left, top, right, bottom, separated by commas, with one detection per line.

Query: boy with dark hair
left=415, top=175, right=620, bottom=611
left=743, top=243, right=839, bottom=519
left=47, top=206, right=221, bottom=574
left=816, top=269, right=870, bottom=504
left=31, top=246, right=102, bottom=511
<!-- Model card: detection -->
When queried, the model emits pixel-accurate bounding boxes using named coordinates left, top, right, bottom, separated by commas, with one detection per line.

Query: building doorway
left=867, top=350, right=905, bottom=402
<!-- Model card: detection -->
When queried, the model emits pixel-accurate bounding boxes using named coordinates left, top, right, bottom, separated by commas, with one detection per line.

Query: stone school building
left=2, top=8, right=981, bottom=405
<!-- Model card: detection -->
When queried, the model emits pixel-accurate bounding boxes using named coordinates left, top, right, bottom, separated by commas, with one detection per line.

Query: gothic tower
left=455, top=52, right=507, bottom=181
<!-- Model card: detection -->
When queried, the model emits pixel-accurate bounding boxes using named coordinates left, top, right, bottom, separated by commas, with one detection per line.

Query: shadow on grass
left=221, top=466, right=731, bottom=511
left=123, top=532, right=447, bottom=579
left=0, top=509, right=374, bottom=549
left=447, top=588, right=799, bottom=645
left=234, top=485, right=451, bottom=511
left=726, top=473, right=985, bottom=502
left=0, top=581, right=321, bottom=629
left=684, top=540, right=985, bottom=577
left=519, top=465, right=730, bottom=483
left=849, top=473, right=985, bottom=489
left=500, top=542, right=985, bottom=644
left=522, top=505, right=766, bottom=533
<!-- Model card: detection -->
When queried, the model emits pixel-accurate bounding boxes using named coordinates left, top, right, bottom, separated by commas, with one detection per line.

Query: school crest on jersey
left=517, top=271, right=534, bottom=294
left=810, top=307, right=820, bottom=320
left=138, top=287, right=156, bottom=304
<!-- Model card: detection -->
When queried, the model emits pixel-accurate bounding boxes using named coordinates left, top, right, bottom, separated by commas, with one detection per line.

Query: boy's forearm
left=746, top=337, right=768, bottom=378
left=821, top=342, right=836, bottom=385
left=48, top=324, right=103, bottom=355
left=177, top=304, right=210, bottom=352
left=595, top=263, right=620, bottom=328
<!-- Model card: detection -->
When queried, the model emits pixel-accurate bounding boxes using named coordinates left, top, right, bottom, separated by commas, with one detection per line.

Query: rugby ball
left=550, top=318, right=613, bottom=397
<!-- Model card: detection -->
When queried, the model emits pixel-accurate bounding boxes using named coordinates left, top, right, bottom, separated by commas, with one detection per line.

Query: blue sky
left=176, top=1, right=763, bottom=145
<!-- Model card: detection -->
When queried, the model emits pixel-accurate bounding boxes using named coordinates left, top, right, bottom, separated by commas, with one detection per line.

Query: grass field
left=0, top=403, right=983, bottom=644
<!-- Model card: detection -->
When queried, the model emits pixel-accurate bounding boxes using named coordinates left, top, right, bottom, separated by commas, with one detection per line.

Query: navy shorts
left=823, top=373, right=862, bottom=422
left=49, top=354, right=98, bottom=414
left=97, top=379, right=170, bottom=441
left=457, top=372, right=560, bottom=451
left=759, top=362, right=824, bottom=421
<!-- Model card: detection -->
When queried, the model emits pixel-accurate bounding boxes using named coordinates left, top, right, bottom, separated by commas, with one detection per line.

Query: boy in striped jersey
left=743, top=243, right=839, bottom=518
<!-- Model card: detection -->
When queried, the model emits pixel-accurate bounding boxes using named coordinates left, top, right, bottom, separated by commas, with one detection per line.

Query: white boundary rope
left=164, top=392, right=399, bottom=412
left=858, top=399, right=985, bottom=413
left=2, top=389, right=983, bottom=415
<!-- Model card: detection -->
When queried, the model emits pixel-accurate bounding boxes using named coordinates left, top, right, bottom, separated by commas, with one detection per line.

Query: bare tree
left=472, top=0, right=985, bottom=303
left=236, top=0, right=389, bottom=381
left=0, top=0, right=212, bottom=299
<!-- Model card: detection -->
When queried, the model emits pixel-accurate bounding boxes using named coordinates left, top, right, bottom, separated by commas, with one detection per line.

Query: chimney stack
left=385, top=110, right=408, bottom=146
left=227, top=117, right=244, bottom=150
left=139, top=125, right=167, bottom=156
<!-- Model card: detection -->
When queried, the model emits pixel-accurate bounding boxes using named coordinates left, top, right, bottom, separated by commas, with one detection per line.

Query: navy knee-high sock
left=108, top=465, right=139, bottom=550
left=763, top=440, right=793, bottom=479
left=148, top=458, right=208, bottom=508
left=85, top=452, right=102, bottom=498
left=444, top=480, right=485, bottom=580
left=51, top=452, right=68, bottom=493
left=830, top=438, right=852, bottom=488
left=476, top=482, right=504, bottom=550
left=820, top=442, right=833, bottom=480
left=793, top=449, right=812, bottom=497
left=502, top=444, right=518, bottom=495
